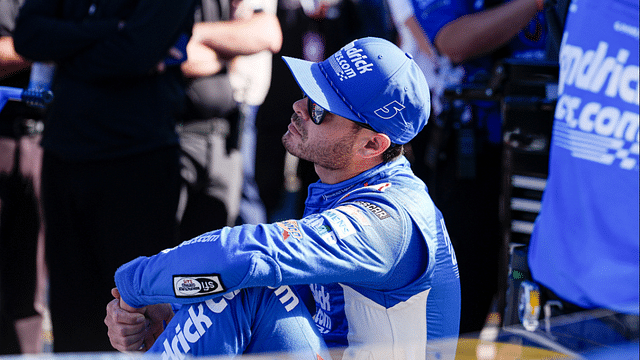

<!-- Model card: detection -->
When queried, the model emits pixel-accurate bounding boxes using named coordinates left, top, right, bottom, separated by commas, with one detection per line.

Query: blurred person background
left=0, top=0, right=48, bottom=354
left=175, top=0, right=282, bottom=239
left=11, top=0, right=196, bottom=352
left=232, top=0, right=282, bottom=226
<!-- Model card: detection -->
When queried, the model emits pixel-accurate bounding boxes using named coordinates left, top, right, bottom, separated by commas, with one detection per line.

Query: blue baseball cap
left=282, top=37, right=430, bottom=145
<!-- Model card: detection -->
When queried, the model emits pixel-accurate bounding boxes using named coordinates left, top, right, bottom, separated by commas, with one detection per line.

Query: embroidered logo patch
left=302, top=215, right=338, bottom=245
left=276, top=220, right=304, bottom=241
left=173, top=274, right=226, bottom=298
left=318, top=224, right=338, bottom=245
left=353, top=201, right=391, bottom=220
left=336, top=205, right=371, bottom=226
left=323, top=209, right=356, bottom=239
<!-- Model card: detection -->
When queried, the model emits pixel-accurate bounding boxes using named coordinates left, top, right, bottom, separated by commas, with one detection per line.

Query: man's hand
left=105, top=288, right=174, bottom=352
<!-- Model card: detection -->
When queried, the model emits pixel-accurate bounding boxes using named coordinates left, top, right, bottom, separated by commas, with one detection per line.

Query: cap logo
left=330, top=42, right=374, bottom=81
left=374, top=100, right=405, bottom=119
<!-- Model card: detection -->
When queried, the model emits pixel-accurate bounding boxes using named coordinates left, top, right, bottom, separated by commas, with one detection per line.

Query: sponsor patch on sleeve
left=335, top=205, right=371, bottom=226
left=276, top=220, right=304, bottom=241
left=302, top=215, right=338, bottom=245
left=323, top=209, right=357, bottom=240
left=353, top=201, right=391, bottom=220
left=173, top=274, right=226, bottom=298
left=317, top=223, right=338, bottom=245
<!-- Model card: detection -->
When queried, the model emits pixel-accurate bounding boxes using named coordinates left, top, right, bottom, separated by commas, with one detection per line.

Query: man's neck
left=315, top=158, right=383, bottom=185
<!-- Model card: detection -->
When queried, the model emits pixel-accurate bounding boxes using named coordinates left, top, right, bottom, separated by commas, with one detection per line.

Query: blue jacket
left=116, top=157, right=461, bottom=358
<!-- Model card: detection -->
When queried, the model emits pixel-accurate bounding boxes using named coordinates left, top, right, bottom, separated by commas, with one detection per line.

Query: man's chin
left=281, top=136, right=308, bottom=162
left=281, top=134, right=296, bottom=154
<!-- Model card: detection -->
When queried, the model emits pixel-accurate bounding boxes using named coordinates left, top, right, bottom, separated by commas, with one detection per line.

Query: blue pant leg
left=244, top=286, right=331, bottom=359
left=148, top=291, right=251, bottom=358
left=148, top=287, right=330, bottom=359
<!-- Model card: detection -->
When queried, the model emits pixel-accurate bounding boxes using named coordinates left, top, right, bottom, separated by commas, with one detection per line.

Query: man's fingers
left=107, top=324, right=145, bottom=346
left=107, top=326, right=145, bottom=352
left=105, top=295, right=171, bottom=352
left=107, top=299, right=146, bottom=325
left=143, top=326, right=157, bottom=352
left=110, top=319, right=145, bottom=338
left=147, top=317, right=166, bottom=340
left=111, top=287, right=121, bottom=300
left=118, top=295, right=145, bottom=314
left=105, top=298, right=148, bottom=352
left=125, top=338, right=145, bottom=352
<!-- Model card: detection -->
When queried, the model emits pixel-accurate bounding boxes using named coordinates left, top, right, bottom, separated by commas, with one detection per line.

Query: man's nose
left=292, top=98, right=309, bottom=121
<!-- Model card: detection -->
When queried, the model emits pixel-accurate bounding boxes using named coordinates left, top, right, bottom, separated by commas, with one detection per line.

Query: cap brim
left=282, top=56, right=360, bottom=123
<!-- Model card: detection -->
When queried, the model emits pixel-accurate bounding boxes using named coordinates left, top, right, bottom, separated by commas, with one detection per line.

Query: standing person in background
left=231, top=0, right=282, bottom=225
left=411, top=0, right=547, bottom=333
left=0, top=0, right=29, bottom=80
left=0, top=0, right=46, bottom=353
left=110, top=37, right=461, bottom=360
left=528, top=0, right=638, bottom=329
left=175, top=0, right=281, bottom=238
left=12, top=0, right=196, bottom=352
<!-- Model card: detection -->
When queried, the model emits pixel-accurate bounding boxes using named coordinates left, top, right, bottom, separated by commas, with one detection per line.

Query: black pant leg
left=42, top=147, right=181, bottom=352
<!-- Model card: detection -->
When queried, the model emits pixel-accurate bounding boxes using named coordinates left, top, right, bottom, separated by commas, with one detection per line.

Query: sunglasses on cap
left=303, top=94, right=375, bottom=131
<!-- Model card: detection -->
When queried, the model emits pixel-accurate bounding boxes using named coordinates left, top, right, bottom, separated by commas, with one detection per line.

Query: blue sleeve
left=411, top=0, right=470, bottom=44
left=147, top=286, right=329, bottom=359
left=115, top=194, right=415, bottom=308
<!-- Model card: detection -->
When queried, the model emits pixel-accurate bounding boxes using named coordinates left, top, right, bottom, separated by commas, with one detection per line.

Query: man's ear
left=358, top=132, right=391, bottom=159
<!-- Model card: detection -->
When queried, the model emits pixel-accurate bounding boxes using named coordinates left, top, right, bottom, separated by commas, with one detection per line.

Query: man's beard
left=282, top=114, right=357, bottom=171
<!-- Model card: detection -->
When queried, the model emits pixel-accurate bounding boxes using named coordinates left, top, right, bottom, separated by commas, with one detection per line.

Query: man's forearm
left=434, top=0, right=540, bottom=64
left=180, top=41, right=224, bottom=78
left=405, top=16, right=436, bottom=59
left=194, top=12, right=282, bottom=58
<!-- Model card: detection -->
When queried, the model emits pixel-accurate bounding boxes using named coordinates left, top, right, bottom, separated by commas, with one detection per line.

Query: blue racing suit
left=147, top=286, right=330, bottom=359
left=116, top=157, right=461, bottom=359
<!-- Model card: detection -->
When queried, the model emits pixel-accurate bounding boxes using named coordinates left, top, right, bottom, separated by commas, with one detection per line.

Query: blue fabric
left=148, top=286, right=329, bottom=358
left=528, top=0, right=639, bottom=315
left=116, top=157, right=461, bottom=355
